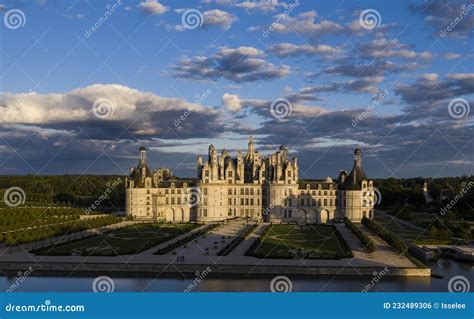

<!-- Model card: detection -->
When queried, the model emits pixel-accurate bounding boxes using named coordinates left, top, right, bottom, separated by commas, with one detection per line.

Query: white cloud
left=222, top=93, right=242, bottom=112
left=138, top=1, right=168, bottom=15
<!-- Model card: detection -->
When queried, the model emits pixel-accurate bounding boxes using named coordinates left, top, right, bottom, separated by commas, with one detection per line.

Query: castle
left=125, top=137, right=375, bottom=223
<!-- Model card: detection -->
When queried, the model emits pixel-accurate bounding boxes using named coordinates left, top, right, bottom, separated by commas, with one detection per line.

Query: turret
left=139, top=146, right=146, bottom=163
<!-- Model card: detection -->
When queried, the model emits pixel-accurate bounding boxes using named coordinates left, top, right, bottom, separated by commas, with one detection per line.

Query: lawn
left=374, top=214, right=455, bottom=245
left=246, top=224, right=352, bottom=259
left=34, top=223, right=198, bottom=256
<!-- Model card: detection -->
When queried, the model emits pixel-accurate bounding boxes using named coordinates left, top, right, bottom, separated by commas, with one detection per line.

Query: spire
left=139, top=146, right=146, bottom=163
left=354, top=147, right=362, bottom=167
left=248, top=135, right=254, bottom=154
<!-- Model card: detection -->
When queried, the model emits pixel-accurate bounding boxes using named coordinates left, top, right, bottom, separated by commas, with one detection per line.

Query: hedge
left=361, top=217, right=408, bottom=255
left=343, top=217, right=376, bottom=252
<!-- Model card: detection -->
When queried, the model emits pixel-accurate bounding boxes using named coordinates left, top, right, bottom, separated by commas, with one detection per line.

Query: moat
left=0, top=260, right=471, bottom=292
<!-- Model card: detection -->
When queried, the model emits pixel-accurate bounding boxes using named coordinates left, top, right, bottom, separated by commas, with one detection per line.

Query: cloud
left=0, top=84, right=222, bottom=140
left=175, top=9, right=237, bottom=31
left=173, top=46, right=290, bottom=82
left=410, top=0, right=474, bottom=37
left=203, top=9, right=237, bottom=29
left=222, top=93, right=242, bottom=112
left=202, top=0, right=291, bottom=13
left=262, top=10, right=344, bottom=37
left=267, top=43, right=341, bottom=57
left=395, top=73, right=474, bottom=104
left=138, top=1, right=168, bottom=15
left=357, top=38, right=433, bottom=60
left=235, top=0, right=289, bottom=12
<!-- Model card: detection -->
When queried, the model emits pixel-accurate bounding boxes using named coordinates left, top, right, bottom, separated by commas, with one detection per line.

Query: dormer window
left=306, top=184, right=310, bottom=190
left=171, top=183, right=175, bottom=188
left=318, top=184, right=322, bottom=190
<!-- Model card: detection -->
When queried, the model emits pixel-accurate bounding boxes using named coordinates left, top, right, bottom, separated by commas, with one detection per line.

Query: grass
left=374, top=214, right=458, bottom=245
left=246, top=224, right=352, bottom=259
left=34, top=223, right=198, bottom=256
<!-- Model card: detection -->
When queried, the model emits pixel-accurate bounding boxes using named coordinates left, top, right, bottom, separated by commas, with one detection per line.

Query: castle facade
left=125, top=137, right=375, bottom=223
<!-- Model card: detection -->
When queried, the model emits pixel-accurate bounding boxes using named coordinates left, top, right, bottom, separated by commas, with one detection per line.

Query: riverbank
left=0, top=261, right=430, bottom=277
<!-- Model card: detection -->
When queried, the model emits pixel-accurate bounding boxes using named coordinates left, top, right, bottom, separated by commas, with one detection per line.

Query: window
left=288, top=209, right=292, bottom=217
left=240, top=188, right=244, bottom=195
left=250, top=188, right=254, bottom=195
left=245, top=198, right=249, bottom=205
left=288, top=171, right=291, bottom=177
left=171, top=198, right=175, bottom=205
left=205, top=170, right=209, bottom=177
left=324, top=199, right=327, bottom=206
left=204, top=188, right=208, bottom=195
left=240, top=198, right=244, bottom=205
left=250, top=198, right=254, bottom=205
left=228, top=198, right=232, bottom=205
left=245, top=188, right=249, bottom=195
left=228, top=171, right=233, bottom=177
left=228, top=189, right=232, bottom=195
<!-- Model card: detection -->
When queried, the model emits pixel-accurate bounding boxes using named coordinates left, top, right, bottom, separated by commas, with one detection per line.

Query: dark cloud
left=410, top=0, right=474, bottom=37
left=173, top=46, right=290, bottom=82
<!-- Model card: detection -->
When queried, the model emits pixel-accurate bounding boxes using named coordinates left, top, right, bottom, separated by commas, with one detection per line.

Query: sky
left=0, top=0, right=473, bottom=179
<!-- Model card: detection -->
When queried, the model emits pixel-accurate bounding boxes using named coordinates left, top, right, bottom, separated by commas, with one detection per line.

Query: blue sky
left=0, top=0, right=473, bottom=179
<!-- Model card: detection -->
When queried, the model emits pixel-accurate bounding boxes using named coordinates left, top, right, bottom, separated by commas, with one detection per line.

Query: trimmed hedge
left=362, top=217, right=408, bottom=255
left=344, top=218, right=376, bottom=252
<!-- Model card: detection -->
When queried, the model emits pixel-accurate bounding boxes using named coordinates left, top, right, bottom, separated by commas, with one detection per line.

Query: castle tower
left=339, top=148, right=374, bottom=222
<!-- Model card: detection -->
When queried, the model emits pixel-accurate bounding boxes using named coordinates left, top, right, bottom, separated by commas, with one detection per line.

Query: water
left=0, top=260, right=472, bottom=292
